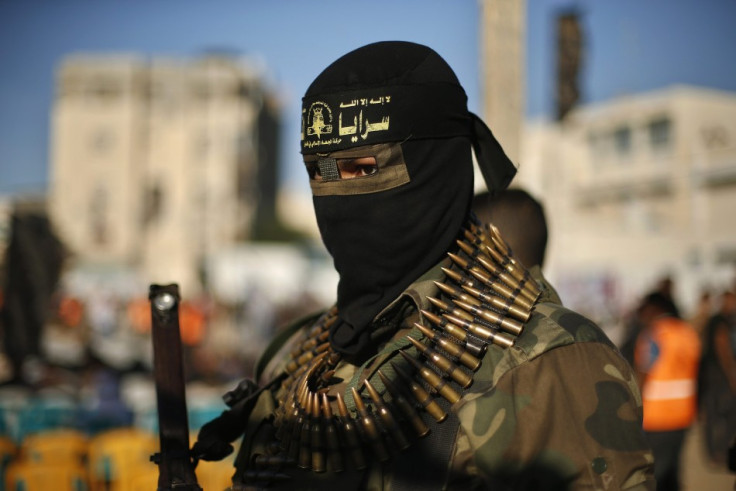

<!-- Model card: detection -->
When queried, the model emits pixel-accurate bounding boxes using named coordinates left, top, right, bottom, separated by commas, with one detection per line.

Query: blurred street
left=683, top=423, right=734, bottom=490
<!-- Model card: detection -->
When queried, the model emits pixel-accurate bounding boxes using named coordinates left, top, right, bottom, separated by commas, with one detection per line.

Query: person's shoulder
left=473, top=302, right=621, bottom=387
left=514, top=302, right=618, bottom=361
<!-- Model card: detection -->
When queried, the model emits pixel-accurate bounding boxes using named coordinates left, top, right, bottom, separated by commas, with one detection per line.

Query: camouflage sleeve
left=451, top=342, right=656, bottom=490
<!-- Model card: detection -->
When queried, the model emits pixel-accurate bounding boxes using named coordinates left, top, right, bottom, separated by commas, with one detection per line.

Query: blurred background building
left=521, top=85, right=736, bottom=340
left=48, top=53, right=281, bottom=296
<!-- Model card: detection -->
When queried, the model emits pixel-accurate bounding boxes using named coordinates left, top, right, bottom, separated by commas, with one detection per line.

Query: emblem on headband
left=306, top=102, right=333, bottom=139
left=301, top=95, right=392, bottom=150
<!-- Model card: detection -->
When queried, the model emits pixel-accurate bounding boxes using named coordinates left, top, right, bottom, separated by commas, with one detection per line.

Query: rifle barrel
left=149, top=284, right=201, bottom=491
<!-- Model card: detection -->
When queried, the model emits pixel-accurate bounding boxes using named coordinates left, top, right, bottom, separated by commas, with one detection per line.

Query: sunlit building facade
left=49, top=54, right=280, bottom=294
left=521, top=86, right=736, bottom=323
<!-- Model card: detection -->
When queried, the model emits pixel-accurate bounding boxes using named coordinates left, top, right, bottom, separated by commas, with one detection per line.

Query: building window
left=90, top=128, right=113, bottom=155
left=142, top=184, right=163, bottom=226
left=648, top=118, right=671, bottom=149
left=588, top=130, right=613, bottom=159
left=90, top=79, right=120, bottom=102
left=614, top=126, right=631, bottom=156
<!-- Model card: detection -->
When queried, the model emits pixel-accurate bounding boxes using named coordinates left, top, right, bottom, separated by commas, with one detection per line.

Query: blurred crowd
left=0, top=282, right=322, bottom=431
left=618, top=275, right=736, bottom=486
left=0, top=276, right=323, bottom=488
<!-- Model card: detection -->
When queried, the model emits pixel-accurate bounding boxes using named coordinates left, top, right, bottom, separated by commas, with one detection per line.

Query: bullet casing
left=443, top=313, right=514, bottom=349
left=414, top=323, right=481, bottom=371
left=452, top=299, right=523, bottom=335
left=392, top=362, right=447, bottom=422
left=460, top=284, right=530, bottom=322
left=309, top=393, right=326, bottom=473
left=364, top=379, right=410, bottom=450
left=399, top=351, right=461, bottom=405
left=407, top=336, right=472, bottom=388
left=377, top=371, right=430, bottom=437
left=351, top=388, right=389, bottom=462
left=336, top=393, right=366, bottom=470
left=320, top=393, right=344, bottom=473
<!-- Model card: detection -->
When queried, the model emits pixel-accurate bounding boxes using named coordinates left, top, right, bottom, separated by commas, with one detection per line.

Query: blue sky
left=1, top=0, right=735, bottom=195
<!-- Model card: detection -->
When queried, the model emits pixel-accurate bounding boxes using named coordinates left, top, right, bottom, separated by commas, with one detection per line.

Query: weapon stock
left=149, top=284, right=202, bottom=491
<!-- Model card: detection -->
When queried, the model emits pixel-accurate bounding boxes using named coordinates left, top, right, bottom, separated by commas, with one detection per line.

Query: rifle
left=149, top=284, right=202, bottom=490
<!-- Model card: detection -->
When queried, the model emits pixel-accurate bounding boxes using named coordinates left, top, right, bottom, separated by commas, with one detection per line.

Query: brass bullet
left=351, top=387, right=389, bottom=462
left=436, top=282, right=523, bottom=330
left=465, top=266, right=534, bottom=311
left=398, top=351, right=461, bottom=405
left=320, top=369, right=336, bottom=384
left=421, top=309, right=469, bottom=343
left=422, top=310, right=487, bottom=357
left=414, top=322, right=481, bottom=371
left=320, top=393, right=344, bottom=473
left=277, top=383, right=303, bottom=449
left=452, top=299, right=523, bottom=335
left=434, top=280, right=462, bottom=298
left=442, top=267, right=481, bottom=290
left=285, top=359, right=299, bottom=375
left=309, top=392, right=326, bottom=473
left=443, top=312, right=494, bottom=340
left=487, top=224, right=510, bottom=255
left=433, top=281, right=482, bottom=308
left=336, top=393, right=366, bottom=470
left=363, top=379, right=410, bottom=450
left=287, top=403, right=304, bottom=460
left=465, top=337, right=487, bottom=358
left=297, top=391, right=312, bottom=469
left=460, top=284, right=531, bottom=323
left=427, top=296, right=474, bottom=323
left=292, top=330, right=331, bottom=358
left=443, top=313, right=514, bottom=349
left=447, top=252, right=471, bottom=270
left=481, top=243, right=528, bottom=285
left=473, top=253, right=539, bottom=304
left=456, top=240, right=487, bottom=267
left=391, top=362, right=447, bottom=422
left=377, top=370, right=430, bottom=437
left=463, top=227, right=487, bottom=247
left=407, top=336, right=473, bottom=388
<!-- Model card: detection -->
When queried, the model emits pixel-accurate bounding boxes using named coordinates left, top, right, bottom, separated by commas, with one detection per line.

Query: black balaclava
left=301, top=41, right=516, bottom=360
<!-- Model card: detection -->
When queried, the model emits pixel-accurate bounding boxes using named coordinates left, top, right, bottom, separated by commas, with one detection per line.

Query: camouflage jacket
left=231, top=261, right=655, bottom=490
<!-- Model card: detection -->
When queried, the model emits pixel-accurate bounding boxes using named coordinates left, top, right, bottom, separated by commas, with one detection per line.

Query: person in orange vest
left=635, top=291, right=702, bottom=490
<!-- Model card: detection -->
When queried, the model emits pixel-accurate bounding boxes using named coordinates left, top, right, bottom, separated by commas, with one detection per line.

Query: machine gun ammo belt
left=238, top=222, right=542, bottom=486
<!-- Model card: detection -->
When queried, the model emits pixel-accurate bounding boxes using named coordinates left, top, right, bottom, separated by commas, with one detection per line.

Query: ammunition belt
left=241, top=221, right=542, bottom=484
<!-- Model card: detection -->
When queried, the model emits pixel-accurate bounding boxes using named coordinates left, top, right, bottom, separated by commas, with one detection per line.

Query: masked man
left=193, top=41, right=655, bottom=490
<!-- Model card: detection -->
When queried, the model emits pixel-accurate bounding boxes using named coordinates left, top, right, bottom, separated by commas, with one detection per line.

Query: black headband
left=301, top=84, right=471, bottom=153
